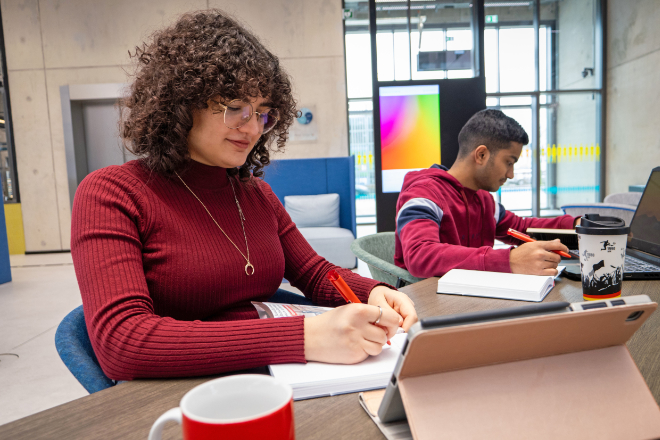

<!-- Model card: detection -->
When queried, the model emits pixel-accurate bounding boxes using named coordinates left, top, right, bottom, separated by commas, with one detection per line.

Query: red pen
left=327, top=269, right=362, bottom=303
left=326, top=269, right=391, bottom=345
left=506, top=228, right=572, bottom=259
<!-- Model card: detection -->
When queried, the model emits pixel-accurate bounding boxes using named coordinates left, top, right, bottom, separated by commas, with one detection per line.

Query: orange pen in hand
left=326, top=269, right=391, bottom=345
left=506, top=228, right=572, bottom=259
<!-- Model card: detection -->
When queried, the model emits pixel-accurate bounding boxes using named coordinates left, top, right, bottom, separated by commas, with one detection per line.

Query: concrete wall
left=1, top=0, right=348, bottom=252
left=606, top=0, right=660, bottom=195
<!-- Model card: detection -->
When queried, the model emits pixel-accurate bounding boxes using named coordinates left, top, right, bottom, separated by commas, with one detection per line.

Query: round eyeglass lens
left=223, top=101, right=252, bottom=129
left=261, top=109, right=280, bottom=134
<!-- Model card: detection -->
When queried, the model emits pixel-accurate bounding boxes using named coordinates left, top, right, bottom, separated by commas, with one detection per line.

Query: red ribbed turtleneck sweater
left=71, top=160, right=382, bottom=380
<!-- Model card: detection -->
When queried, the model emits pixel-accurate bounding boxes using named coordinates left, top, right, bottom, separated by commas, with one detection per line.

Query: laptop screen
left=628, top=168, right=660, bottom=257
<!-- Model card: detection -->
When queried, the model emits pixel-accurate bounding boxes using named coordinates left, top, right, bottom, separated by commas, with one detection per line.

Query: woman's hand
left=304, top=303, right=400, bottom=364
left=368, top=286, right=418, bottom=332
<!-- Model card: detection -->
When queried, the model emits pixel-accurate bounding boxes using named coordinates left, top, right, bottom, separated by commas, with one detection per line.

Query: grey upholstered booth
left=263, top=157, right=357, bottom=269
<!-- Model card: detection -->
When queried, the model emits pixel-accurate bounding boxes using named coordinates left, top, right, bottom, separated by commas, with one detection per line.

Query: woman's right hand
left=303, top=303, right=400, bottom=364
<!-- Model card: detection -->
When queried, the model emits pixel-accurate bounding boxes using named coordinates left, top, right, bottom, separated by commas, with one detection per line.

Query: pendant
left=245, top=262, right=255, bottom=276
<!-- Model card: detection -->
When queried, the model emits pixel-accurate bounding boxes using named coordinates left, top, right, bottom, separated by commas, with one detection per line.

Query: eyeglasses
left=210, top=99, right=280, bottom=134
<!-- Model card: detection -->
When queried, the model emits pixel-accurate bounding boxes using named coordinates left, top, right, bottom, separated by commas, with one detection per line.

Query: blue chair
left=268, top=288, right=315, bottom=305
left=55, top=305, right=115, bottom=394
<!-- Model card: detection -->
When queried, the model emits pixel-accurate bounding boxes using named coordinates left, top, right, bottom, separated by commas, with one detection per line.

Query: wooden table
left=2, top=277, right=659, bottom=439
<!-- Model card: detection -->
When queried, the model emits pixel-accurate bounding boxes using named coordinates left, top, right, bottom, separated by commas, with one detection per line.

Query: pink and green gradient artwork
left=379, top=88, right=441, bottom=171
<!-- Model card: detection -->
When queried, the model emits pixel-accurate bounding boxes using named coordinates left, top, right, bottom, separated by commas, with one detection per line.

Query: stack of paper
left=269, top=333, right=407, bottom=400
left=437, top=269, right=559, bottom=302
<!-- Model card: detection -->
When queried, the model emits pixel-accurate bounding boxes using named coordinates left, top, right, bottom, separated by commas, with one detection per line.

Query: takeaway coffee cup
left=148, top=375, right=294, bottom=440
left=576, top=214, right=630, bottom=301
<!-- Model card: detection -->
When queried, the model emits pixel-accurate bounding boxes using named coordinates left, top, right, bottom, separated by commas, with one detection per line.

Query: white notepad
left=269, top=333, right=407, bottom=400
left=437, top=269, right=559, bottom=302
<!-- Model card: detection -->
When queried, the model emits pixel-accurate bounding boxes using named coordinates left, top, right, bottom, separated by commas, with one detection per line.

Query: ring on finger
left=373, top=306, right=383, bottom=325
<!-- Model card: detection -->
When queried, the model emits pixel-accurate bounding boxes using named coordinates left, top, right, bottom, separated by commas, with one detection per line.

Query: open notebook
left=269, top=333, right=407, bottom=400
left=436, top=268, right=564, bottom=302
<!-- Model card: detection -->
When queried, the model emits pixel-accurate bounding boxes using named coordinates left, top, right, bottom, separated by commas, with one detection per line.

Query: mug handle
left=148, top=408, right=182, bottom=440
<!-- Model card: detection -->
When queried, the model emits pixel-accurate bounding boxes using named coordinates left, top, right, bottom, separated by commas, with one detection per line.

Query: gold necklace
left=174, top=171, right=254, bottom=276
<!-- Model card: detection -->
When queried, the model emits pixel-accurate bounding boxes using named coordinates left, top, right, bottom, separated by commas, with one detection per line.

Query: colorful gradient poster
left=379, top=85, right=440, bottom=193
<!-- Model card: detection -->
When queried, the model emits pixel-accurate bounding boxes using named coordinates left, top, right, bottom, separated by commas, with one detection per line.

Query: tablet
left=378, top=295, right=655, bottom=424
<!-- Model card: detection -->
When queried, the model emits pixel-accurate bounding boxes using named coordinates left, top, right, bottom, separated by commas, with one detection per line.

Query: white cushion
left=299, top=227, right=356, bottom=269
left=285, top=194, right=340, bottom=228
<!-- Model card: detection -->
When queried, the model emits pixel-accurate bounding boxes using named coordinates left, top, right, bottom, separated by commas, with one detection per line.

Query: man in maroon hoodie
left=394, top=109, right=579, bottom=278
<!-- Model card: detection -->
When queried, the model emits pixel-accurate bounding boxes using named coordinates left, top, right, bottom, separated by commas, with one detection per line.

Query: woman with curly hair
left=70, top=9, right=417, bottom=380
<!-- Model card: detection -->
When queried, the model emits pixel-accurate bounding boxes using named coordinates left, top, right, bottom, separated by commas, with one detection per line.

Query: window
left=485, top=0, right=604, bottom=216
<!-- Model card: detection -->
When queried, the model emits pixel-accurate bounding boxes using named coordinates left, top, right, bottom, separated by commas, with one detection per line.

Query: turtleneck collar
left=177, top=160, right=231, bottom=191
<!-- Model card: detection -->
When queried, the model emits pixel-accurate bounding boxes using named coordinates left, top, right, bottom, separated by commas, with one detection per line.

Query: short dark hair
left=120, top=10, right=297, bottom=180
left=457, top=109, right=529, bottom=159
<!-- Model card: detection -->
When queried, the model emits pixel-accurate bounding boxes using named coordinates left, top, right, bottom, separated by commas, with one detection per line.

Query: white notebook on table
left=269, top=333, right=407, bottom=400
left=436, top=269, right=562, bottom=302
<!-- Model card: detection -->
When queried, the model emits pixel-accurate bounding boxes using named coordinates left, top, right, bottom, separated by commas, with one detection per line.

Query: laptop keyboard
left=569, top=250, right=660, bottom=273
left=624, top=256, right=660, bottom=273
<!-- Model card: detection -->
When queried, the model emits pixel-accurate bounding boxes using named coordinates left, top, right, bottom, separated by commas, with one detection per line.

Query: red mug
left=148, top=374, right=295, bottom=440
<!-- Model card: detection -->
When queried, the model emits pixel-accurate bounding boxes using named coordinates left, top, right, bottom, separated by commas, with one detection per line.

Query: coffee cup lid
left=576, top=213, right=630, bottom=236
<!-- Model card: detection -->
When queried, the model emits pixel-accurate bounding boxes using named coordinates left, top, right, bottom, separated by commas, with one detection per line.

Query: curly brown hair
left=120, top=9, right=297, bottom=180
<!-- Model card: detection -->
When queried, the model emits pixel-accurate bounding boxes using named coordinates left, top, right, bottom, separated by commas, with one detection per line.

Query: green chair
left=350, top=232, right=424, bottom=288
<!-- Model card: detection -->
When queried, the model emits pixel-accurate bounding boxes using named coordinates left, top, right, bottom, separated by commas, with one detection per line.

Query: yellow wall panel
left=4, top=203, right=26, bottom=255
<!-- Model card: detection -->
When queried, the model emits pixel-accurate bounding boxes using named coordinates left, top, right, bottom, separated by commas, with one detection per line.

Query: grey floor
left=0, top=224, right=376, bottom=426
left=0, top=252, right=87, bottom=426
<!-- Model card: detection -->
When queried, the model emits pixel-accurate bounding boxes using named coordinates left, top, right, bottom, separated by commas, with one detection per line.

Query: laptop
left=535, top=167, right=660, bottom=280
left=622, top=166, right=660, bottom=279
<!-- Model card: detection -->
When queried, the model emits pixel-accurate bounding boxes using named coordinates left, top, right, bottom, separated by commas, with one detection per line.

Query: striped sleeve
left=494, top=200, right=506, bottom=225
left=396, top=197, right=444, bottom=236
